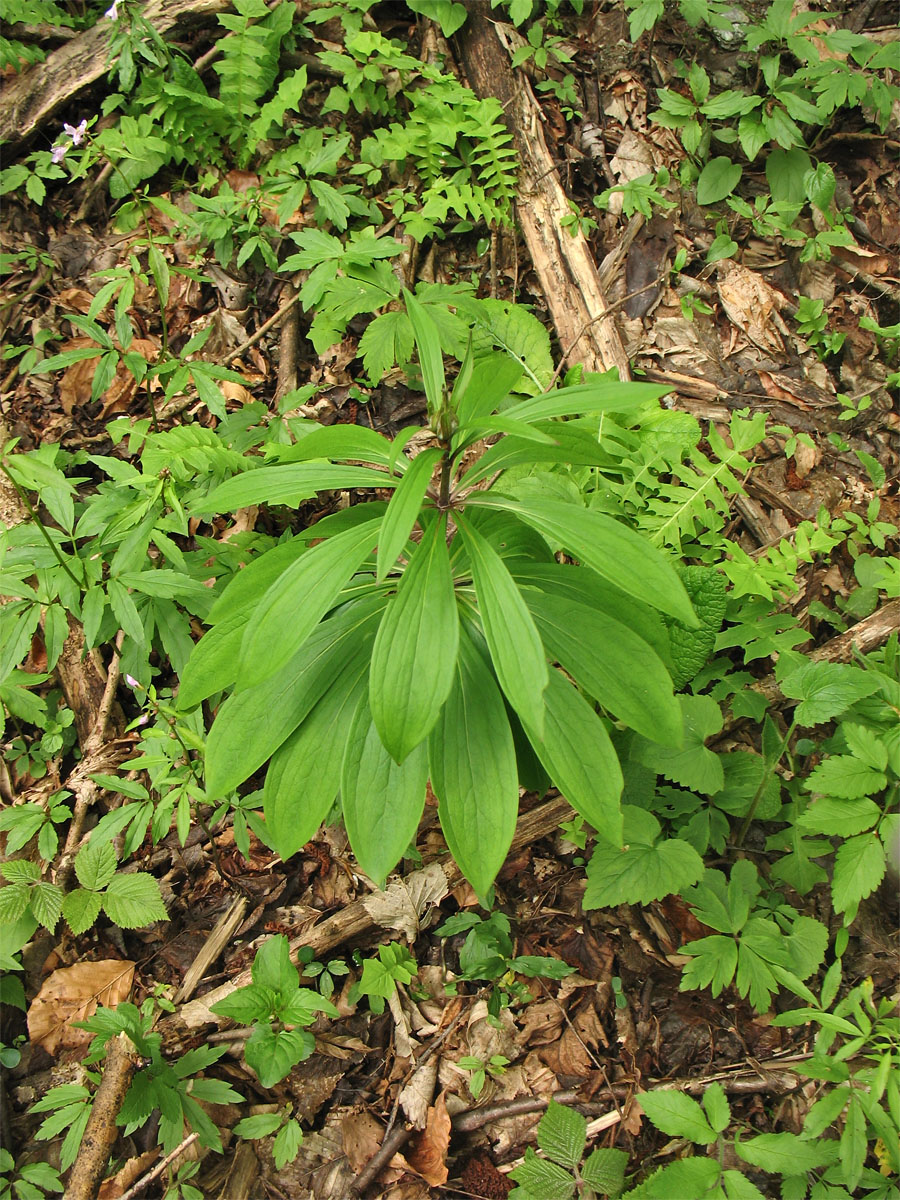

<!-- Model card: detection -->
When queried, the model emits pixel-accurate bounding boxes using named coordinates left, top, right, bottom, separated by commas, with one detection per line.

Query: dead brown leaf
left=97, top=1151, right=157, bottom=1199
left=405, top=1092, right=450, bottom=1187
left=27, top=959, right=135, bottom=1055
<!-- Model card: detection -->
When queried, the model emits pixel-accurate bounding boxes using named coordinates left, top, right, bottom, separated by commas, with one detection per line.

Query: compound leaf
left=583, top=807, right=703, bottom=909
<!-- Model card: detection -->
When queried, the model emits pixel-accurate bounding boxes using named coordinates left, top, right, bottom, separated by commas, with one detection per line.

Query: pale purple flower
left=125, top=674, right=140, bottom=689
left=105, top=0, right=119, bottom=17
left=51, top=144, right=68, bottom=164
left=64, top=119, right=88, bottom=146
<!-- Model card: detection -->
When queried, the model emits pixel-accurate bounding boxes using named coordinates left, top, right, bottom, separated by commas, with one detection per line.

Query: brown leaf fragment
left=405, top=1092, right=450, bottom=1187
left=27, top=959, right=135, bottom=1055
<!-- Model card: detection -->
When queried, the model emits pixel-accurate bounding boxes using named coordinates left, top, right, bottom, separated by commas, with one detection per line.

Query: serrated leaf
left=74, top=840, right=118, bottom=892
left=722, top=1169, right=767, bottom=1199
left=666, top=566, right=726, bottom=688
left=62, top=888, right=103, bottom=936
left=245, top=1025, right=313, bottom=1088
left=376, top=447, right=441, bottom=583
left=429, top=629, right=518, bottom=899
left=780, top=660, right=881, bottom=727
left=804, top=754, right=886, bottom=799
left=210, top=983, right=273, bottom=1025
left=508, top=1148, right=574, bottom=1200
left=369, top=516, right=459, bottom=763
left=273, top=1118, right=303, bottom=1169
left=797, top=796, right=880, bottom=836
left=581, top=1146, right=627, bottom=1195
left=459, top=517, right=548, bottom=736
left=583, top=806, right=703, bottom=908
left=234, top=1112, right=285, bottom=1139
left=702, top=1082, right=731, bottom=1133
left=633, top=694, right=724, bottom=795
left=736, top=1131, right=837, bottom=1173
left=536, top=1100, right=586, bottom=1169
left=103, top=873, right=169, bottom=927
left=679, top=934, right=738, bottom=997
left=342, top=695, right=428, bottom=888
left=637, top=1090, right=716, bottom=1144
left=0, top=883, right=32, bottom=924
left=29, top=883, right=63, bottom=933
left=626, top=1158, right=721, bottom=1199
left=831, top=832, right=885, bottom=914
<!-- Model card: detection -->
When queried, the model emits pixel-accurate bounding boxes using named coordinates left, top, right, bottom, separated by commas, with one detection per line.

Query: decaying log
left=454, top=12, right=631, bottom=379
left=0, top=0, right=231, bottom=148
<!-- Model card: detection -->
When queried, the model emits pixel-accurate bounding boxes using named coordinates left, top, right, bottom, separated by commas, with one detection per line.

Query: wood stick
left=64, top=1034, right=139, bottom=1200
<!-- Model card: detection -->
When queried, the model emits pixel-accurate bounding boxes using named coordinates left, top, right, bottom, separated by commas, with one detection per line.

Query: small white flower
left=105, top=0, right=119, bottom=17
left=51, top=144, right=68, bottom=164
left=64, top=119, right=88, bottom=146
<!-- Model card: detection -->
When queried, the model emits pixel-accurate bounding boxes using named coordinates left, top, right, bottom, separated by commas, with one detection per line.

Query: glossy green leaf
left=264, top=660, right=368, bottom=860
left=342, top=694, right=428, bottom=887
left=369, top=515, right=459, bottom=763
left=280, top=423, right=394, bottom=468
left=458, top=516, right=547, bottom=736
left=205, top=595, right=384, bottom=796
left=207, top=539, right=308, bottom=625
left=404, top=288, right=445, bottom=416
left=239, top=519, right=381, bottom=688
left=429, top=629, right=519, bottom=899
left=521, top=668, right=623, bottom=845
left=454, top=353, right=525, bottom=428
left=376, top=447, right=441, bottom=583
left=526, top=590, right=681, bottom=745
left=198, top=463, right=396, bottom=514
left=177, top=610, right=248, bottom=710
left=471, top=494, right=697, bottom=626
left=512, top=380, right=668, bottom=424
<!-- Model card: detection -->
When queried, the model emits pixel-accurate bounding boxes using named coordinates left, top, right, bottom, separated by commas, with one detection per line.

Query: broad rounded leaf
left=697, top=157, right=743, bottom=204
left=584, top=807, right=703, bottom=908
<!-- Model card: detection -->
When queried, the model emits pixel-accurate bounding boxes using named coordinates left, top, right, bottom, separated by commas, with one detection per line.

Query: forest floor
left=1, top=1, right=898, bottom=1198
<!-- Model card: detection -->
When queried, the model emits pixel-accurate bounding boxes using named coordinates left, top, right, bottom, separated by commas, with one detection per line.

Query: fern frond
left=214, top=0, right=294, bottom=132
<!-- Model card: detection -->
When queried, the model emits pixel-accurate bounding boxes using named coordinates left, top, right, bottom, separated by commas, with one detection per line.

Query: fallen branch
left=64, top=1033, right=139, bottom=1200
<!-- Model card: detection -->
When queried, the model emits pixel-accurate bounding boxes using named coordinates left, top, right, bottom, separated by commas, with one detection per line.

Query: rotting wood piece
left=0, top=0, right=231, bottom=148
left=175, top=793, right=575, bottom=1032
left=454, top=12, right=631, bottom=380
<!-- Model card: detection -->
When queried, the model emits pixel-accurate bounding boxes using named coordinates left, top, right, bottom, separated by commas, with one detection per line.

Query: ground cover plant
left=0, top=0, right=898, bottom=1196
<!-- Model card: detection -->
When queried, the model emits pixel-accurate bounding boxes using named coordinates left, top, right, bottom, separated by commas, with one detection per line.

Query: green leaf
left=696, top=157, right=743, bottom=204
left=679, top=934, right=738, bottom=997
left=536, top=1100, right=586, bottom=1170
left=206, top=538, right=308, bottom=624
left=455, top=353, right=526, bottom=428
left=429, top=629, right=518, bottom=899
left=526, top=590, right=681, bottom=746
left=583, top=807, right=703, bottom=909
left=797, top=796, right=880, bottom=836
left=625, top=1158, right=721, bottom=1199
left=103, top=874, right=169, bottom=927
left=508, top=1148, right=574, bottom=1200
left=264, top=661, right=367, bottom=860
left=459, top=517, right=548, bottom=736
left=376, top=447, right=441, bottom=583
left=637, top=1089, right=717, bottom=1144
left=210, top=983, right=273, bottom=1025
left=177, top=610, right=250, bottom=710
left=702, top=1082, right=731, bottom=1133
left=74, top=840, right=118, bottom=892
left=239, top=518, right=381, bottom=688
left=581, top=1146, right=627, bottom=1196
left=30, top=882, right=63, bottom=933
left=205, top=595, right=384, bottom=796
left=0, top=882, right=32, bottom=925
left=736, top=1131, right=837, bottom=1174
left=804, top=754, right=886, bottom=799
left=404, top=289, right=445, bottom=416
left=198, top=463, right=395, bottom=513
left=245, top=1025, right=313, bottom=1088
left=61, top=888, right=103, bottom=936
left=722, top=1169, right=767, bottom=1199
left=521, top=668, right=624, bottom=845
left=273, top=1118, right=303, bottom=1169
left=369, top=515, right=459, bottom=763
left=234, top=1112, right=285, bottom=1139
left=471, top=495, right=697, bottom=626
left=252, top=934, right=297, bottom=992
left=341, top=695, right=428, bottom=888
left=831, top=832, right=885, bottom=915
left=632, top=694, right=724, bottom=795
left=779, top=660, right=881, bottom=727
left=666, top=566, right=726, bottom=688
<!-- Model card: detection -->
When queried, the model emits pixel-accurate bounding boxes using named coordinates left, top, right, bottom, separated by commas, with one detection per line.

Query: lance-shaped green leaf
left=404, top=288, right=445, bottom=417
left=458, top=516, right=547, bottom=736
left=369, top=515, right=459, bottom=763
left=376, top=446, right=441, bottom=584
left=469, top=494, right=697, bottom=626
left=178, top=611, right=250, bottom=710
left=429, top=629, right=519, bottom=899
left=264, top=661, right=368, bottom=861
left=197, top=463, right=396, bottom=514
left=521, top=668, right=624, bottom=846
left=206, top=595, right=385, bottom=796
left=454, top=353, right=525, bottom=428
left=526, top=590, right=682, bottom=746
left=285, top=423, right=394, bottom=467
left=512, top=380, right=668, bottom=424
left=239, top=519, right=381, bottom=689
left=208, top=539, right=309, bottom=625
left=342, top=694, right=428, bottom=888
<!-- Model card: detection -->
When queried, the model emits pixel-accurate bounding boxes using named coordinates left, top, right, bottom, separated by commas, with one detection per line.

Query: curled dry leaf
left=405, top=1092, right=451, bottom=1187
left=27, top=959, right=135, bottom=1055
left=362, top=862, right=449, bottom=942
